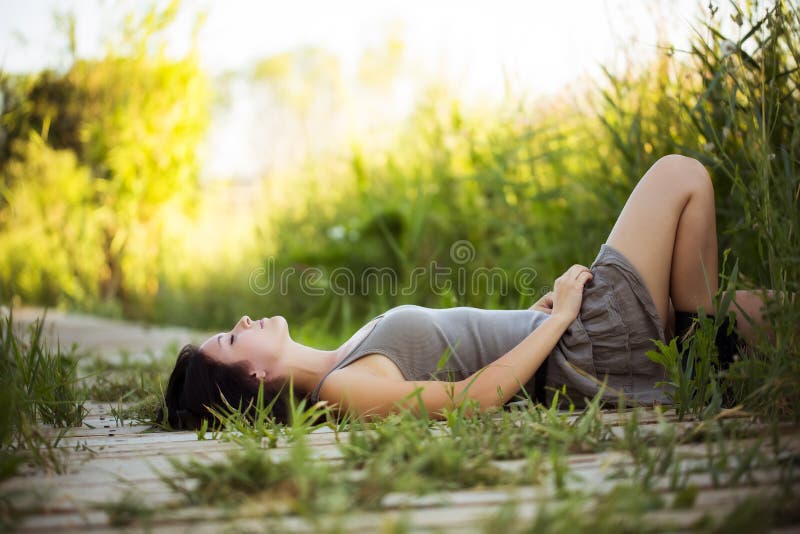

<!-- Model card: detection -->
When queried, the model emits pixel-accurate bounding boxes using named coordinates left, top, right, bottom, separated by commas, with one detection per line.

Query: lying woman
left=161, top=154, right=779, bottom=429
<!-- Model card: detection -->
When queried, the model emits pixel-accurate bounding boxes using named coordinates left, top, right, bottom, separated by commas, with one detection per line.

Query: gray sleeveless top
left=309, top=243, right=672, bottom=409
left=310, top=305, right=551, bottom=403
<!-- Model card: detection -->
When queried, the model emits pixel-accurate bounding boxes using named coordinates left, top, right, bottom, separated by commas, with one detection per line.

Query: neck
left=281, top=340, right=339, bottom=394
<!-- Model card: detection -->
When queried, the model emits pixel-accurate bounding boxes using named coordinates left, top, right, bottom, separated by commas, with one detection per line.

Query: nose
left=236, top=315, right=253, bottom=330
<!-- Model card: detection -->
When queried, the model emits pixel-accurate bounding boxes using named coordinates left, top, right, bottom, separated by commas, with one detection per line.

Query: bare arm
left=319, top=264, right=593, bottom=419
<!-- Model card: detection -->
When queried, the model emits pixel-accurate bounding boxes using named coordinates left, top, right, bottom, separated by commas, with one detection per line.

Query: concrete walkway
left=8, top=306, right=207, bottom=363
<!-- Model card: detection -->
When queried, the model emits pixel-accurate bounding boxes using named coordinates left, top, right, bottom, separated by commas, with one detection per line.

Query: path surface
left=3, top=308, right=800, bottom=532
left=10, top=306, right=207, bottom=363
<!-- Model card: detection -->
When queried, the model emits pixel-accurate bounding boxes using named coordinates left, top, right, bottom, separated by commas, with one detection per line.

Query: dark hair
left=158, top=344, right=289, bottom=429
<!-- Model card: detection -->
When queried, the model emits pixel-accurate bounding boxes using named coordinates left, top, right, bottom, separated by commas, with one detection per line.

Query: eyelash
left=230, top=335, right=235, bottom=345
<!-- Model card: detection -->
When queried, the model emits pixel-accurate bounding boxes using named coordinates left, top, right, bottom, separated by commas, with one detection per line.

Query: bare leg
left=605, top=154, right=718, bottom=334
left=605, top=155, right=789, bottom=348
left=730, top=289, right=798, bottom=346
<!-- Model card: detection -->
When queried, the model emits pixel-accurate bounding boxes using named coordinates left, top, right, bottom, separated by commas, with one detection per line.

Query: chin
left=274, top=315, right=290, bottom=335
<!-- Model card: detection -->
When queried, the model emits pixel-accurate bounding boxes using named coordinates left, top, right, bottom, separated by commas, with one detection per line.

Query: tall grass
left=0, top=0, right=796, bottom=421
left=630, top=0, right=800, bottom=420
left=153, top=8, right=800, bottom=529
left=49, top=0, right=796, bottom=429
left=0, top=308, right=87, bottom=476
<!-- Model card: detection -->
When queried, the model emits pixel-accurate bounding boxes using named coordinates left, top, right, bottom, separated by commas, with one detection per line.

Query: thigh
left=604, top=155, right=699, bottom=330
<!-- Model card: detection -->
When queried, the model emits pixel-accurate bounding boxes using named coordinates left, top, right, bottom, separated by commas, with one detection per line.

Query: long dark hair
left=157, top=344, right=289, bottom=429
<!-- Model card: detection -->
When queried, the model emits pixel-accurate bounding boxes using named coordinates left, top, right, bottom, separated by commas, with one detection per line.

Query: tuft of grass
left=160, top=437, right=345, bottom=517
left=201, top=378, right=335, bottom=447
left=646, top=251, right=745, bottom=420
left=0, top=308, right=87, bottom=475
left=79, top=350, right=176, bottom=426
left=481, top=483, right=666, bottom=534
left=100, top=490, right=155, bottom=528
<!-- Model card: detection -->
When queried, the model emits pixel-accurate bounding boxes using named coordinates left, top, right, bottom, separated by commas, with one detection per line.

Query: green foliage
left=0, top=135, right=105, bottom=305
left=0, top=308, right=87, bottom=476
left=100, top=490, right=155, bottom=528
left=80, top=350, right=175, bottom=425
left=0, top=1, right=210, bottom=314
left=161, top=437, right=344, bottom=517
left=646, top=252, right=743, bottom=420
left=159, top=387, right=797, bottom=530
left=682, top=1, right=800, bottom=420
left=0, top=0, right=797, bottom=421
left=1, top=2, right=798, bottom=529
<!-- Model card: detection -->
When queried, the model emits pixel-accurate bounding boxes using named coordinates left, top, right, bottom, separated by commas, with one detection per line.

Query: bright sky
left=0, top=0, right=716, bottom=179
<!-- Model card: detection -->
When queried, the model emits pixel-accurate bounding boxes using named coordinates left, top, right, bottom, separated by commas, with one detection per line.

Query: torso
left=312, top=304, right=554, bottom=405
left=334, top=318, right=405, bottom=380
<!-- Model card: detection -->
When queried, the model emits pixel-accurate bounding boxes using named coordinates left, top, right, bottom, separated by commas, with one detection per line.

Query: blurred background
left=0, top=0, right=797, bottom=346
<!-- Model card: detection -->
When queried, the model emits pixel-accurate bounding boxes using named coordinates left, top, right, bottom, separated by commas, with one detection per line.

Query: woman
left=161, top=154, right=778, bottom=429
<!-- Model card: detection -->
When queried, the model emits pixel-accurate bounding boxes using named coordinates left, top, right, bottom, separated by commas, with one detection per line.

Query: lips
left=259, top=319, right=264, bottom=329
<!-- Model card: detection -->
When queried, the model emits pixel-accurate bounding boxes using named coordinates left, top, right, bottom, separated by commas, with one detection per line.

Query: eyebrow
left=216, top=334, right=222, bottom=347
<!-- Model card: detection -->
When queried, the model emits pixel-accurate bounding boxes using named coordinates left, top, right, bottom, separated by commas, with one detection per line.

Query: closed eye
left=230, top=334, right=235, bottom=345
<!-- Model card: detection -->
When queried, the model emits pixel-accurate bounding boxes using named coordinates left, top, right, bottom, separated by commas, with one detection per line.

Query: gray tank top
left=309, top=304, right=551, bottom=403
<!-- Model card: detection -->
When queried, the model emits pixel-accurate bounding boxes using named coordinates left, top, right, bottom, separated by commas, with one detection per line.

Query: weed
left=80, top=350, right=174, bottom=425
left=0, top=308, right=86, bottom=475
left=101, top=489, right=155, bottom=528
left=161, top=437, right=346, bottom=517
left=483, top=484, right=664, bottom=534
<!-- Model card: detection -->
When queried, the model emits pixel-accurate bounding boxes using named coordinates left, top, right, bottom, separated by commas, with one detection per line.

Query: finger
left=567, top=264, right=591, bottom=279
left=575, top=267, right=592, bottom=280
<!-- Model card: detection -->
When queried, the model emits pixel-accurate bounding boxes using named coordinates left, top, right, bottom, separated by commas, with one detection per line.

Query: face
left=199, top=315, right=290, bottom=380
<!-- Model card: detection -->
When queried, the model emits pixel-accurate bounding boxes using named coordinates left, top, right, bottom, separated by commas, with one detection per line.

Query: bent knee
left=652, top=154, right=713, bottom=195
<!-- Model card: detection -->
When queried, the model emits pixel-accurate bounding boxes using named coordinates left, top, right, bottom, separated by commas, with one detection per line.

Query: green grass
left=153, top=392, right=798, bottom=531
left=1, top=0, right=798, bottom=530
left=0, top=308, right=89, bottom=529
left=79, top=350, right=176, bottom=426
left=0, top=308, right=87, bottom=477
left=2, top=316, right=796, bottom=530
left=100, top=490, right=156, bottom=529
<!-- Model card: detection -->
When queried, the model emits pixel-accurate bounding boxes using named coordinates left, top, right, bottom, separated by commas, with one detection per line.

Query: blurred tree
left=0, top=134, right=104, bottom=305
left=0, top=71, right=83, bottom=172
left=0, top=0, right=210, bottom=314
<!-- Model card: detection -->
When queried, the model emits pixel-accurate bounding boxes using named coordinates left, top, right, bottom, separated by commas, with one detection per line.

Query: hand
left=550, top=264, right=593, bottom=322
left=529, top=291, right=554, bottom=314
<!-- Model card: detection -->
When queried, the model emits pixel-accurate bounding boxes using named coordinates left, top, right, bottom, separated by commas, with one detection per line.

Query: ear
left=250, top=368, right=267, bottom=381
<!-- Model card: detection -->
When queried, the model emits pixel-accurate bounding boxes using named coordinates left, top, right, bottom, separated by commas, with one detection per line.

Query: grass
left=2, top=313, right=797, bottom=530
left=1, top=0, right=798, bottom=530
left=78, top=350, right=175, bottom=426
left=0, top=309, right=87, bottom=477
left=149, top=384, right=798, bottom=530
left=100, top=490, right=156, bottom=529
left=0, top=308, right=89, bottom=529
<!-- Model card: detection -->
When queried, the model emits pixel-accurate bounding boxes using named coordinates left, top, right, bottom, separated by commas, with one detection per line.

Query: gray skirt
left=543, top=243, right=671, bottom=407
